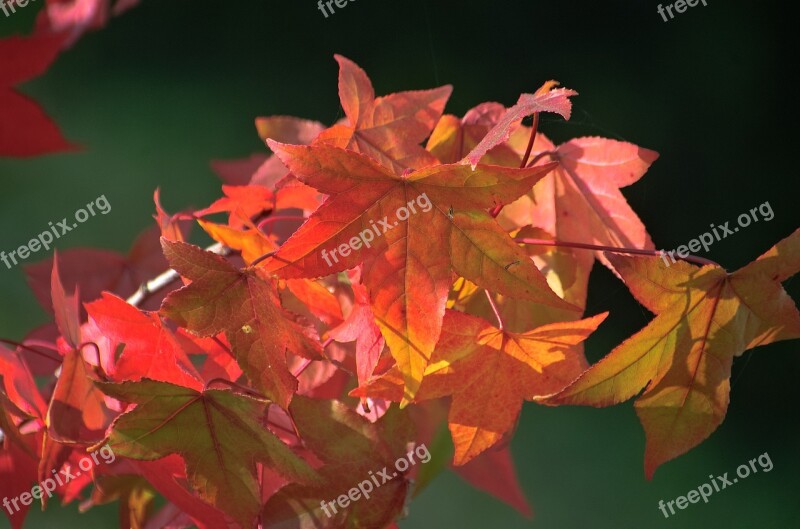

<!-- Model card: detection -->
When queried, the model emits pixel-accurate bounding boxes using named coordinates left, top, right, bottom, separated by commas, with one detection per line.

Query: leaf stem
left=318, top=337, right=355, bottom=376
left=484, top=290, right=505, bottom=330
left=211, top=335, right=234, bottom=357
left=266, top=417, right=300, bottom=442
left=514, top=238, right=723, bottom=268
left=519, top=113, right=540, bottom=169
left=257, top=215, right=307, bottom=232
left=526, top=150, right=557, bottom=168
left=79, top=341, right=107, bottom=380
left=285, top=410, right=304, bottom=445
left=291, top=358, right=313, bottom=378
left=249, top=250, right=278, bottom=268
left=490, top=114, right=543, bottom=219
left=0, top=338, right=61, bottom=363
left=203, top=378, right=267, bottom=400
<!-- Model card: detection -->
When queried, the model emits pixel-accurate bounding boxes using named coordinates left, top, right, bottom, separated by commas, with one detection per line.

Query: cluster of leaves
left=1, top=54, right=799, bottom=529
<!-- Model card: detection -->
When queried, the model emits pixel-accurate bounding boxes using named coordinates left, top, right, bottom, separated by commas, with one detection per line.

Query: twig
left=126, top=242, right=229, bottom=307
left=0, top=338, right=61, bottom=363
left=514, top=238, right=723, bottom=268
left=291, top=358, right=314, bottom=378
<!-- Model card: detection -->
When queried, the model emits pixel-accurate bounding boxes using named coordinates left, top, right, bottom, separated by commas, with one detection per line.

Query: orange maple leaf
left=263, top=142, right=578, bottom=404
left=314, top=55, right=452, bottom=174
left=500, top=134, right=659, bottom=271
left=545, top=228, right=800, bottom=477
left=160, top=239, right=321, bottom=408
left=353, top=310, right=606, bottom=464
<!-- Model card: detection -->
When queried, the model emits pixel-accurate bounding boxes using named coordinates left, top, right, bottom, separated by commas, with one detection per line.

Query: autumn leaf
left=40, top=343, right=115, bottom=509
left=354, top=310, right=606, bottom=464
left=194, top=185, right=275, bottom=228
left=451, top=226, right=594, bottom=332
left=132, top=455, right=233, bottom=529
left=85, top=292, right=204, bottom=390
left=160, top=239, right=321, bottom=408
left=261, top=396, right=413, bottom=529
left=212, top=153, right=272, bottom=186
left=453, top=446, right=532, bottom=517
left=45, top=348, right=112, bottom=445
left=405, top=411, right=532, bottom=516
left=212, top=116, right=324, bottom=210
left=51, top=254, right=82, bottom=349
left=198, top=218, right=278, bottom=266
left=545, top=228, right=800, bottom=477
left=153, top=189, right=193, bottom=243
left=464, top=82, right=576, bottom=169
left=314, top=55, right=452, bottom=174
left=256, top=116, right=326, bottom=147
left=0, top=344, right=47, bottom=422
left=499, top=134, right=659, bottom=269
left=427, top=102, right=521, bottom=166
left=94, top=379, right=320, bottom=529
left=264, top=141, right=577, bottom=403
left=180, top=332, right=244, bottom=384
left=211, top=116, right=324, bottom=187
left=0, top=34, right=77, bottom=157
left=282, top=278, right=344, bottom=329
left=328, top=280, right=386, bottom=387
left=0, top=433, right=40, bottom=529
left=44, top=256, right=114, bottom=447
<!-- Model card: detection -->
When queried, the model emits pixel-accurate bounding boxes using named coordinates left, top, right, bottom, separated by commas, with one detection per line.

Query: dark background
left=1, top=1, right=798, bottom=527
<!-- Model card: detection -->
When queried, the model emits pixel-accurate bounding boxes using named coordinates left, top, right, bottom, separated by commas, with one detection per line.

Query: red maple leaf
left=0, top=34, right=77, bottom=157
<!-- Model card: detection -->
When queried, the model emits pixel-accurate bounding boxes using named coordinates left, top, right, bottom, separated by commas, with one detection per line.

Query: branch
left=126, top=241, right=229, bottom=307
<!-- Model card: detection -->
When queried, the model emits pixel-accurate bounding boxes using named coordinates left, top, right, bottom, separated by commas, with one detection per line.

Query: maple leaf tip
left=644, top=463, right=657, bottom=481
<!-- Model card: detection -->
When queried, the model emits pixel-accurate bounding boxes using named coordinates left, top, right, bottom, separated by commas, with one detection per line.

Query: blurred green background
left=1, top=0, right=798, bottom=527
